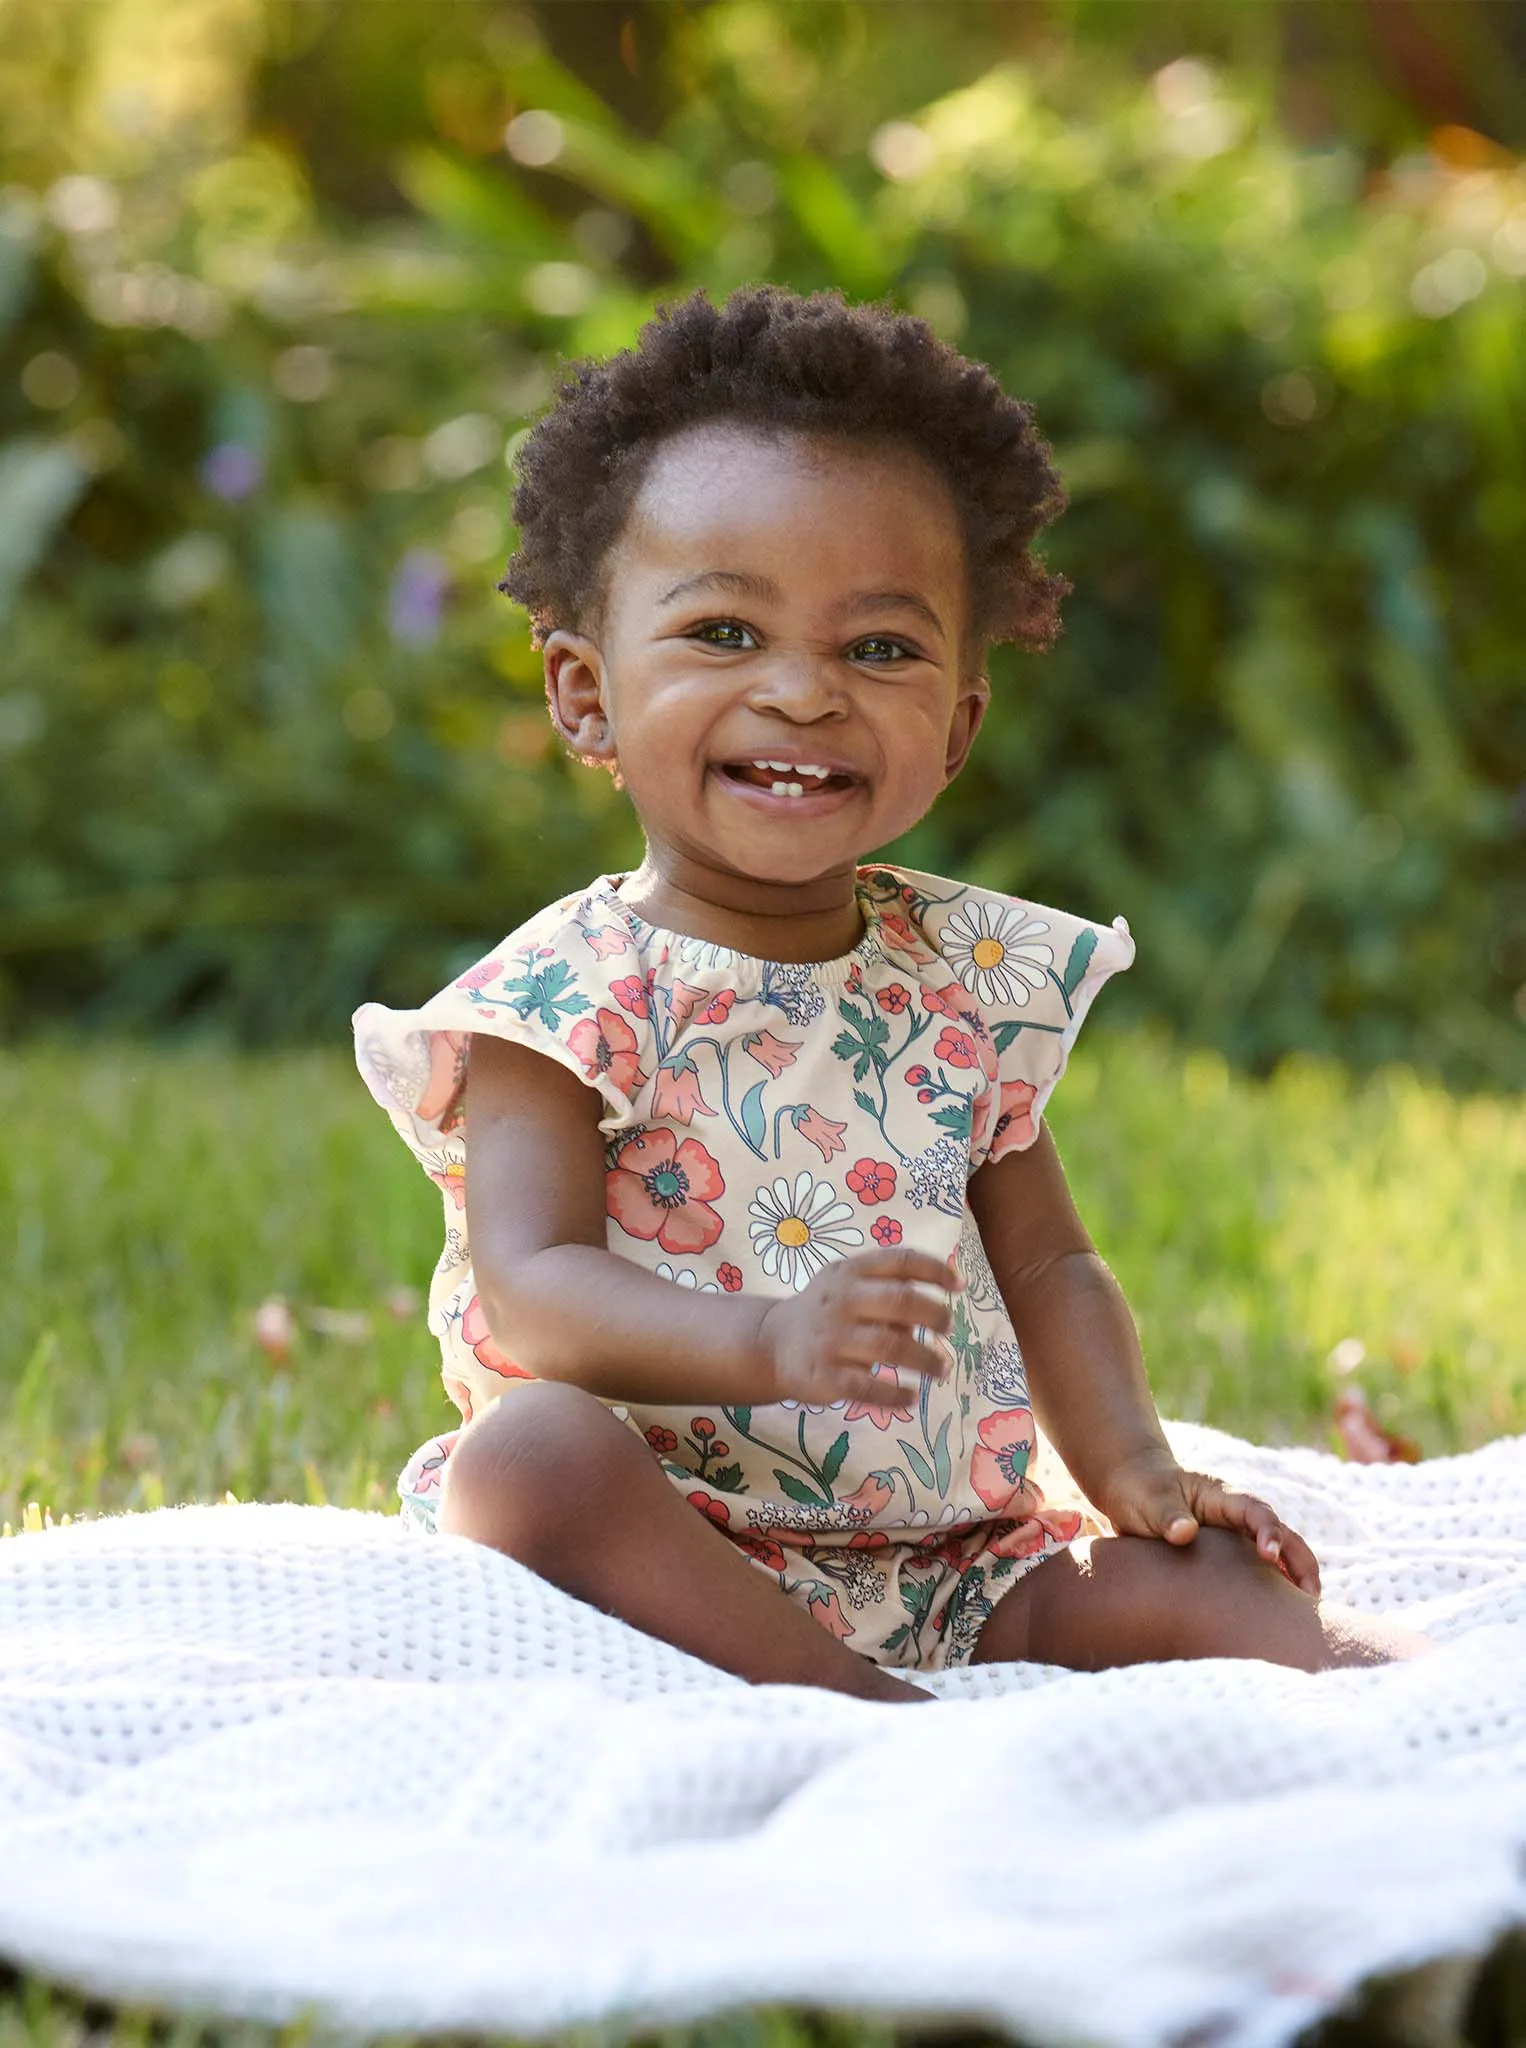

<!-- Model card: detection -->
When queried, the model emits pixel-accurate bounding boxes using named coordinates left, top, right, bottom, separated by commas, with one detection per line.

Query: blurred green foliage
left=0, top=0, right=1523, bottom=1081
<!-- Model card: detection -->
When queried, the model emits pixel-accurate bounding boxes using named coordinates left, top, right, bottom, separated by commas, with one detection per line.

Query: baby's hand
left=758, top=1248, right=960, bottom=1414
left=1099, top=1449, right=1322, bottom=1598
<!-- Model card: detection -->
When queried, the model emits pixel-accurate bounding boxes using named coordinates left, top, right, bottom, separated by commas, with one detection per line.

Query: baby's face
left=552, top=422, right=986, bottom=904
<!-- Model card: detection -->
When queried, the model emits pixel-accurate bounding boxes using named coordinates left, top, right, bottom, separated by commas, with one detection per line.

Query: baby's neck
left=617, top=853, right=868, bottom=965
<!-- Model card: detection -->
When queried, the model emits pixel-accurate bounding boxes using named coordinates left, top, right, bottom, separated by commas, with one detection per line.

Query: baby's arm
left=464, top=1034, right=955, bottom=1411
left=968, top=1129, right=1320, bottom=1596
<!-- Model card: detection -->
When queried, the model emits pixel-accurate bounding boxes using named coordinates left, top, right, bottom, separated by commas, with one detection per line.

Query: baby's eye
left=848, top=635, right=916, bottom=665
left=690, top=619, right=758, bottom=650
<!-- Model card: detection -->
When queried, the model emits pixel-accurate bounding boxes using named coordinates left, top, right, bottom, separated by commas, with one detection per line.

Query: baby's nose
left=745, top=653, right=846, bottom=718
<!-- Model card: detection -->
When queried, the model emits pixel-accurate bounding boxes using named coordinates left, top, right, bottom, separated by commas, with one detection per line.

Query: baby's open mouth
left=720, top=759, right=858, bottom=797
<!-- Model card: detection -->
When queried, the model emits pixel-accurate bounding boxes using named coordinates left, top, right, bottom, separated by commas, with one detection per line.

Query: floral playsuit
left=353, top=864, right=1134, bottom=1672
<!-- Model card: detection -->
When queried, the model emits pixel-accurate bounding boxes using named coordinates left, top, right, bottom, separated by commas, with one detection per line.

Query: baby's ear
left=943, top=675, right=991, bottom=782
left=544, top=630, right=616, bottom=769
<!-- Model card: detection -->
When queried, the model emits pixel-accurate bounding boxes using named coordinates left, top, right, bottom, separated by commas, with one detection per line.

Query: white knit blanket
left=3, top=1421, right=1524, bottom=2048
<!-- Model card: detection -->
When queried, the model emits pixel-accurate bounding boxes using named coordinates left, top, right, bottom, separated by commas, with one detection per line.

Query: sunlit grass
left=2, top=1034, right=1522, bottom=1532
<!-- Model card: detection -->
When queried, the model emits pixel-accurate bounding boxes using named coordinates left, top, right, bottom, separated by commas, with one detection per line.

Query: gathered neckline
left=595, top=872, right=888, bottom=984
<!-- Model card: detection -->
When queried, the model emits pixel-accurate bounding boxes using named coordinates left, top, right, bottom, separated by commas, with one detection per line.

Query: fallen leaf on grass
left=1334, top=1384, right=1422, bottom=1464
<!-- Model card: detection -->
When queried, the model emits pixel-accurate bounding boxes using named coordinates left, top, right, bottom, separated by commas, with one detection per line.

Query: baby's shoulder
left=353, top=877, right=645, bottom=1145
left=858, top=863, right=1135, bottom=1029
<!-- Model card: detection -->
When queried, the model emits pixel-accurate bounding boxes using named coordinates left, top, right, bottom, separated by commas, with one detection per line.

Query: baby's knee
left=439, top=1378, right=644, bottom=1557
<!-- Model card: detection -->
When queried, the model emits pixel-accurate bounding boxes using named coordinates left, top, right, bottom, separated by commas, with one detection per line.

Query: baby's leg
left=439, top=1380, right=933, bottom=1703
left=972, top=1526, right=1433, bottom=1672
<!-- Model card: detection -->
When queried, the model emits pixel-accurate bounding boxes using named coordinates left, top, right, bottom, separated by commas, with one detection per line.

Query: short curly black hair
left=498, top=284, right=1068, bottom=661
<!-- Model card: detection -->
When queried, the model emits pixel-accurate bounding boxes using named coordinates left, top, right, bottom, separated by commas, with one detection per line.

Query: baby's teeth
left=770, top=780, right=805, bottom=797
left=756, top=759, right=830, bottom=779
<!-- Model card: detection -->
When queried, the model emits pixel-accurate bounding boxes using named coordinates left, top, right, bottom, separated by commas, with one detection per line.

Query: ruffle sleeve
left=908, top=873, right=1134, bottom=1170
left=351, top=888, right=653, bottom=1184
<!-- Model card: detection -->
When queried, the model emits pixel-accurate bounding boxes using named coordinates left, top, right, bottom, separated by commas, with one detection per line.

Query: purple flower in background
left=200, top=442, right=263, bottom=501
left=389, top=547, right=449, bottom=647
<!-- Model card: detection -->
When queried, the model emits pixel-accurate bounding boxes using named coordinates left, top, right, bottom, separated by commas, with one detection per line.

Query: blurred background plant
left=1, top=0, right=1524, bottom=1080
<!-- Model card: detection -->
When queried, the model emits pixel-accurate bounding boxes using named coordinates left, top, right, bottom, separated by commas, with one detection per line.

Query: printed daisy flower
left=425, top=1159, right=467, bottom=1210
left=655, top=1261, right=720, bottom=1294
left=747, top=1172, right=864, bottom=1291
left=938, top=901, right=1054, bottom=1008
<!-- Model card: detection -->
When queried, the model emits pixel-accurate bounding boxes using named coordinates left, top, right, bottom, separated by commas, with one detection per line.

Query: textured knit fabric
left=353, top=863, right=1134, bottom=1669
left=4, top=1429, right=1524, bottom=2048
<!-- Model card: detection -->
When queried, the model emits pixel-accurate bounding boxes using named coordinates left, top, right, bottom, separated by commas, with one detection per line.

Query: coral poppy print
left=354, top=864, right=1133, bottom=1671
left=606, top=1129, right=726, bottom=1255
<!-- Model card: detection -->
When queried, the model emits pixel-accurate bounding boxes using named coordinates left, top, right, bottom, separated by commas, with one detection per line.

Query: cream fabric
left=2, top=1421, right=1523, bottom=2048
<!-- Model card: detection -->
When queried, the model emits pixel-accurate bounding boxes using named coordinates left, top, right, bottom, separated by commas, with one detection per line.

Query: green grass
left=2, top=1035, right=1524, bottom=2045
left=3, top=1034, right=1521, bottom=1530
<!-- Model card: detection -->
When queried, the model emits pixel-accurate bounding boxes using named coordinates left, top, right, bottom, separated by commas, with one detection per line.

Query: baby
left=355, top=284, right=1427, bottom=1701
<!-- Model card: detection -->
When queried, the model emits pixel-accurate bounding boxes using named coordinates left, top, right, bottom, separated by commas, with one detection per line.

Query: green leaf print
left=950, top=1298, right=980, bottom=1375
left=831, top=1000, right=891, bottom=1084
left=931, top=1099, right=973, bottom=1140
left=831, top=1028, right=872, bottom=1083
left=728, top=1405, right=752, bottom=1436
left=932, top=1414, right=952, bottom=1496
left=739, top=1078, right=768, bottom=1154
left=776, top=1470, right=832, bottom=1509
left=898, top=1438, right=936, bottom=1490
left=1062, top=928, right=1098, bottom=997
left=503, top=958, right=592, bottom=1032
left=709, top=1462, right=745, bottom=1492
left=820, top=1429, right=850, bottom=1487
left=992, top=1019, right=1025, bottom=1053
left=852, top=1086, right=876, bottom=1117
left=899, top=1572, right=935, bottom=1623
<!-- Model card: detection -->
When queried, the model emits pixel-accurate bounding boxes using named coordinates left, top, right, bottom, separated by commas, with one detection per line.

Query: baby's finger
left=840, top=1324, right=949, bottom=1381
left=1183, top=1477, right=1271, bottom=1538
left=848, top=1279, right=956, bottom=1337
left=845, top=1365, right=919, bottom=1412
left=1191, top=1480, right=1322, bottom=1598
left=848, top=1247, right=963, bottom=1295
left=1270, top=1523, right=1322, bottom=1598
